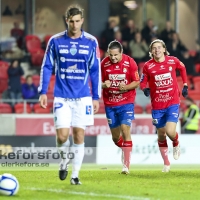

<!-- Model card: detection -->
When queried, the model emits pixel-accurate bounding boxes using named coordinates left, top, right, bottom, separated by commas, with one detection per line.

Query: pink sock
left=122, top=141, right=132, bottom=169
left=158, top=140, right=170, bottom=166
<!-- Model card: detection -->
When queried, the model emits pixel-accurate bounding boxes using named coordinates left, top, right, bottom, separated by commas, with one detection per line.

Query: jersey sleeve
left=140, top=63, right=149, bottom=90
left=101, top=59, right=106, bottom=82
left=130, top=58, right=140, bottom=82
left=175, top=57, right=188, bottom=84
left=89, top=39, right=101, bottom=100
left=38, top=38, right=56, bottom=94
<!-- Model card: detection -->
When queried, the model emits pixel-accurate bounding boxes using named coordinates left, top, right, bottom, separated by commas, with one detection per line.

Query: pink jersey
left=140, top=56, right=187, bottom=110
left=101, top=54, right=139, bottom=107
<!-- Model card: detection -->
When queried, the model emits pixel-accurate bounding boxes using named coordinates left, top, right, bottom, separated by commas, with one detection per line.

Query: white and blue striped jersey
left=38, top=30, right=101, bottom=100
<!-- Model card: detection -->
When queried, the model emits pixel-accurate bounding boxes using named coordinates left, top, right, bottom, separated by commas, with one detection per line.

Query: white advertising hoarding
left=96, top=135, right=200, bottom=164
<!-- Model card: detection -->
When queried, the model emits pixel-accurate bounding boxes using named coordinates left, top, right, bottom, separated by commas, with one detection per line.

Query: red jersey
left=101, top=54, right=139, bottom=107
left=140, top=56, right=187, bottom=110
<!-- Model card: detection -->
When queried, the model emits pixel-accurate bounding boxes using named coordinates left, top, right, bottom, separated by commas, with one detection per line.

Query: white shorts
left=53, top=97, right=94, bottom=129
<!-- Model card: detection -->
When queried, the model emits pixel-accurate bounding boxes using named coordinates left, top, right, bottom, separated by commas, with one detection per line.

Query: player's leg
left=152, top=108, right=170, bottom=172
left=70, top=127, right=85, bottom=185
left=105, top=106, right=123, bottom=147
left=165, top=104, right=180, bottom=160
left=54, top=97, right=71, bottom=180
left=70, top=97, right=94, bottom=185
left=118, top=104, right=134, bottom=174
left=157, top=127, right=170, bottom=172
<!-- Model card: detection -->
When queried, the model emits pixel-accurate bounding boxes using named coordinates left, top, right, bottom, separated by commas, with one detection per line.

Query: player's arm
left=101, top=60, right=111, bottom=89
left=119, top=59, right=140, bottom=91
left=89, top=40, right=101, bottom=100
left=176, top=58, right=188, bottom=97
left=176, top=59, right=188, bottom=86
left=38, top=38, right=55, bottom=108
left=89, top=40, right=101, bottom=113
left=139, top=64, right=150, bottom=97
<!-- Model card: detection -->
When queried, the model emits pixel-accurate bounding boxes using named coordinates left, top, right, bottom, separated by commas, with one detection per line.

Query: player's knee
left=112, top=136, right=119, bottom=143
left=57, top=135, right=68, bottom=144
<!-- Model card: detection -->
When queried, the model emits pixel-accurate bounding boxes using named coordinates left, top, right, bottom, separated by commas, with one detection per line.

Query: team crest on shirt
left=169, top=66, right=172, bottom=71
left=123, top=68, right=127, bottom=73
left=70, top=44, right=77, bottom=55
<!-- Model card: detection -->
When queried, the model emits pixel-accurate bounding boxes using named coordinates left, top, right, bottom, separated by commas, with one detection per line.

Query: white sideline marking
left=25, top=187, right=150, bottom=200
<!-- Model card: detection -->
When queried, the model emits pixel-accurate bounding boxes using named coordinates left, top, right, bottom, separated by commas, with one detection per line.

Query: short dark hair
left=65, top=5, right=84, bottom=19
left=108, top=40, right=123, bottom=53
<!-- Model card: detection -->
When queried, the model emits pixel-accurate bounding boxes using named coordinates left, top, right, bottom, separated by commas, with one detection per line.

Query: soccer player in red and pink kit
left=101, top=40, right=140, bottom=174
left=140, top=39, right=188, bottom=172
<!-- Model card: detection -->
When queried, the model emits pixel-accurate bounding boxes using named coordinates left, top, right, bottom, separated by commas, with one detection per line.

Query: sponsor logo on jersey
left=108, top=94, right=127, bottom=102
left=61, top=74, right=65, bottom=79
left=79, top=45, right=89, bottom=48
left=70, top=44, right=77, bottom=55
left=79, top=49, right=89, bottom=55
left=66, top=76, right=84, bottom=80
left=59, top=45, right=68, bottom=47
left=70, top=42, right=78, bottom=44
left=135, top=71, right=139, bottom=81
left=65, top=59, right=85, bottom=62
left=160, top=65, right=165, bottom=70
left=104, top=63, right=111, bottom=67
left=68, top=64, right=77, bottom=69
left=167, top=59, right=175, bottom=64
left=155, top=93, right=173, bottom=102
left=109, top=74, right=125, bottom=80
left=155, top=73, right=171, bottom=81
left=155, top=73, right=173, bottom=87
left=60, top=57, right=65, bottom=62
left=148, top=63, right=155, bottom=69
left=59, top=49, right=69, bottom=54
left=123, top=68, right=127, bottom=73
left=123, top=63, right=129, bottom=67
left=61, top=67, right=85, bottom=73
left=86, top=105, right=92, bottom=115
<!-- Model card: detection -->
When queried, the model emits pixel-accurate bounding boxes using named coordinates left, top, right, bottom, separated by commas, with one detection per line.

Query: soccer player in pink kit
left=140, top=39, right=188, bottom=172
left=101, top=40, right=140, bottom=174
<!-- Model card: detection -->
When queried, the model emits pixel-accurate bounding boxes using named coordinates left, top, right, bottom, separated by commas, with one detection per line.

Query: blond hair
left=149, top=39, right=169, bottom=58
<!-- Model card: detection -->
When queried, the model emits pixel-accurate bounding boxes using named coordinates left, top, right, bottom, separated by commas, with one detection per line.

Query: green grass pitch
left=0, top=164, right=200, bottom=200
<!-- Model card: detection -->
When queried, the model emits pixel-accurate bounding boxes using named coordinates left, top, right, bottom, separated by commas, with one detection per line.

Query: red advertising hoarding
left=16, top=116, right=156, bottom=136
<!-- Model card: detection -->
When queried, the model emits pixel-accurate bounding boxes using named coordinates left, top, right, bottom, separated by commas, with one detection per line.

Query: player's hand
left=119, top=82, right=126, bottom=91
left=182, top=85, right=188, bottom=98
left=143, top=88, right=150, bottom=97
left=103, top=80, right=111, bottom=88
left=93, top=100, right=99, bottom=114
left=39, top=94, right=48, bottom=108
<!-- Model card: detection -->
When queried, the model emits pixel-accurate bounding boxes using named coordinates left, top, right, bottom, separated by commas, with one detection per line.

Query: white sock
left=56, top=139, right=70, bottom=167
left=71, top=143, right=84, bottom=178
